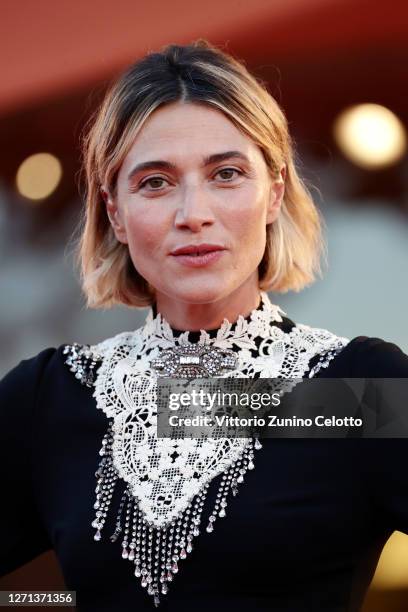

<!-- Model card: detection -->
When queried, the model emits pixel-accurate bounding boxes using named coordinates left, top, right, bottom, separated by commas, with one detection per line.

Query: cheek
left=124, top=207, right=168, bottom=255
left=228, top=192, right=268, bottom=240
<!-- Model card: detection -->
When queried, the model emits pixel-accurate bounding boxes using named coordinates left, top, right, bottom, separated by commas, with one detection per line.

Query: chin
left=158, top=280, right=234, bottom=305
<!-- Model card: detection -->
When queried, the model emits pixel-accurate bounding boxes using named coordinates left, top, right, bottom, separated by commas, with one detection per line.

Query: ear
left=266, top=165, right=286, bottom=225
left=101, top=187, right=128, bottom=244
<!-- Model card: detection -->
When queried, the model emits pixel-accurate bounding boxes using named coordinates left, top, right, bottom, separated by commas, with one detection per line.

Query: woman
left=1, top=39, right=408, bottom=612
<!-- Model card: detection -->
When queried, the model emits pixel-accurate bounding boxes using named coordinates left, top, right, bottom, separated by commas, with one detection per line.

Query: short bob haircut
left=79, top=38, right=323, bottom=309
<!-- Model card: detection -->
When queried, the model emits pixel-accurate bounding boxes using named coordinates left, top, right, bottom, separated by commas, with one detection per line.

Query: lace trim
left=63, top=292, right=350, bottom=525
left=62, top=341, right=343, bottom=385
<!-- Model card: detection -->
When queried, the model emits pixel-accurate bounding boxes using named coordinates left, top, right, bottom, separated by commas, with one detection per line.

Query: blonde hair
left=79, top=39, right=323, bottom=308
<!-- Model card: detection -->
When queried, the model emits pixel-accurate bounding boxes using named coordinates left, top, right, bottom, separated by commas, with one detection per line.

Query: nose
left=174, top=184, right=215, bottom=232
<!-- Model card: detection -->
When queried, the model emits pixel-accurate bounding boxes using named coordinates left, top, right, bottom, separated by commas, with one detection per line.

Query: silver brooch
left=150, top=344, right=238, bottom=378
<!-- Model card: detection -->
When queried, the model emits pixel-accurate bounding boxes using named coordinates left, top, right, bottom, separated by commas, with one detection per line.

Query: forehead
left=120, top=102, right=264, bottom=169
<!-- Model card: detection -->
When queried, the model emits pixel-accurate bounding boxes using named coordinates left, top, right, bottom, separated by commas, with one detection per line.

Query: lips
left=170, top=244, right=225, bottom=256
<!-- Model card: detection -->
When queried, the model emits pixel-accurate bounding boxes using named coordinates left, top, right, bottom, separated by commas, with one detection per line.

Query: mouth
left=179, top=249, right=217, bottom=257
left=169, top=245, right=226, bottom=267
left=170, top=244, right=225, bottom=256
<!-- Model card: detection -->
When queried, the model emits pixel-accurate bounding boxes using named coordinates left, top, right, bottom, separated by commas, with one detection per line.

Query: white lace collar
left=88, top=291, right=349, bottom=525
left=140, top=290, right=286, bottom=348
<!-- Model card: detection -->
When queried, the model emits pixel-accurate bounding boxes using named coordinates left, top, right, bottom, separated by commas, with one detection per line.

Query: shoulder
left=282, top=318, right=408, bottom=378
left=321, top=335, right=408, bottom=377
left=3, top=330, right=138, bottom=395
left=0, top=347, right=58, bottom=400
left=0, top=347, right=62, bottom=448
left=0, top=343, right=98, bottom=403
left=281, top=307, right=408, bottom=377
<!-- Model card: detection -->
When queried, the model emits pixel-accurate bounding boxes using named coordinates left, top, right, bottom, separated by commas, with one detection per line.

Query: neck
left=154, top=281, right=262, bottom=331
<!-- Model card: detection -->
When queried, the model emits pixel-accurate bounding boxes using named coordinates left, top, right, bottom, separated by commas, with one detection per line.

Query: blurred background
left=0, top=0, right=407, bottom=609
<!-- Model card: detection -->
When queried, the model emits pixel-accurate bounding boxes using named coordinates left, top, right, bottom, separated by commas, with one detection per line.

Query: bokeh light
left=371, top=531, right=408, bottom=589
left=333, top=103, right=407, bottom=169
left=16, top=152, right=62, bottom=201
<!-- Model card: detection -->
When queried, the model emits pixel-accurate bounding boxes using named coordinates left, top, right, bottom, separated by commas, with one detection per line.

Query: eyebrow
left=127, top=150, right=250, bottom=182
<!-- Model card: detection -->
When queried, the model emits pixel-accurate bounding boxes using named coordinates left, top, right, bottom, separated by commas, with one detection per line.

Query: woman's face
left=107, top=101, right=284, bottom=305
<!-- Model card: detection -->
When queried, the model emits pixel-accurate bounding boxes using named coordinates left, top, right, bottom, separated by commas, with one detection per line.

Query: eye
left=139, top=176, right=167, bottom=191
left=214, top=167, right=243, bottom=181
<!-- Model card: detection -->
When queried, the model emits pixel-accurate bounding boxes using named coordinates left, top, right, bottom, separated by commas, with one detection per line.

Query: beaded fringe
left=92, top=421, right=262, bottom=607
left=307, top=346, right=345, bottom=378
left=63, top=343, right=101, bottom=387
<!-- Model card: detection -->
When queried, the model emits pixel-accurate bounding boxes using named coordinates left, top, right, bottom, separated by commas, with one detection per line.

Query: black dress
left=1, top=311, right=408, bottom=612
